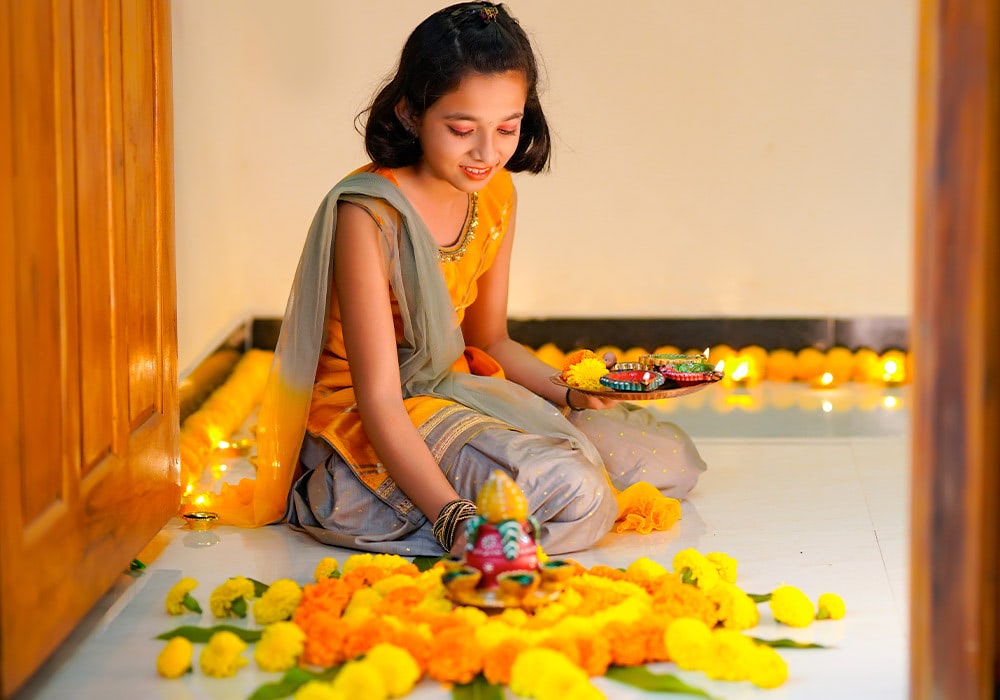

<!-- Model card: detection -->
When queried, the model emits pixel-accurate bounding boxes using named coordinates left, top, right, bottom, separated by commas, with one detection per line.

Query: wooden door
left=911, top=0, right=999, bottom=698
left=0, top=1, right=179, bottom=696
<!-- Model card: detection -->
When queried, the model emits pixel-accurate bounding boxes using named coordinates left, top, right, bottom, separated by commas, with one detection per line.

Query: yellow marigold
left=817, top=592, right=846, bottom=620
left=769, top=585, right=815, bottom=628
left=509, top=648, right=589, bottom=700
left=706, top=552, right=738, bottom=583
left=749, top=644, right=789, bottom=689
left=703, top=629, right=756, bottom=682
left=330, top=659, right=387, bottom=700
left=561, top=349, right=599, bottom=372
left=314, top=557, right=339, bottom=582
left=625, top=557, right=669, bottom=581
left=209, top=576, right=256, bottom=618
left=253, top=578, right=303, bottom=625
left=156, top=637, right=193, bottom=678
left=199, top=630, right=248, bottom=678
left=294, top=680, right=345, bottom=700
left=342, top=587, right=383, bottom=622
left=672, top=548, right=720, bottom=591
left=564, top=357, right=609, bottom=391
left=254, top=621, right=306, bottom=672
left=707, top=581, right=759, bottom=631
left=664, top=617, right=713, bottom=671
left=342, top=553, right=409, bottom=574
left=363, top=643, right=421, bottom=698
left=562, top=680, right=606, bottom=700
left=165, top=577, right=201, bottom=615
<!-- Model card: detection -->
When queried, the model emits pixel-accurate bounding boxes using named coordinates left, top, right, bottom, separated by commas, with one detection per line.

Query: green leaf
left=412, top=556, right=443, bottom=572
left=451, top=674, right=503, bottom=700
left=129, top=558, right=146, bottom=570
left=249, top=578, right=270, bottom=597
left=231, top=596, right=248, bottom=618
left=680, top=568, right=696, bottom=586
left=182, top=593, right=203, bottom=614
left=816, top=608, right=831, bottom=620
left=748, top=592, right=772, bottom=603
left=605, top=666, right=716, bottom=697
left=751, top=637, right=828, bottom=649
left=156, top=625, right=263, bottom=643
left=248, top=666, right=342, bottom=700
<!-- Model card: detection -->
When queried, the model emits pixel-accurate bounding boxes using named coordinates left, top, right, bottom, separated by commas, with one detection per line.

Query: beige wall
left=172, top=1, right=917, bottom=375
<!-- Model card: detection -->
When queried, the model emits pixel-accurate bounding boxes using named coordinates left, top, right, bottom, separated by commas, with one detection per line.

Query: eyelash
left=448, top=127, right=519, bottom=137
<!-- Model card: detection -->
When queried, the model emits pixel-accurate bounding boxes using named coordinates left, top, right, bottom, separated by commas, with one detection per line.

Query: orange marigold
left=296, top=611, right=349, bottom=668
left=482, top=638, right=531, bottom=686
left=602, top=620, right=650, bottom=666
left=539, top=637, right=582, bottom=667
left=587, top=565, right=629, bottom=581
left=342, top=617, right=392, bottom=661
left=373, top=586, right=425, bottom=616
left=561, top=349, right=599, bottom=373
left=574, top=634, right=612, bottom=677
left=384, top=627, right=433, bottom=672
left=649, top=575, right=718, bottom=627
left=426, top=626, right=483, bottom=684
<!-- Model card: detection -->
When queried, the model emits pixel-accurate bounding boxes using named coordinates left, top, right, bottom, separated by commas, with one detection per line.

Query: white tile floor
left=15, top=382, right=910, bottom=700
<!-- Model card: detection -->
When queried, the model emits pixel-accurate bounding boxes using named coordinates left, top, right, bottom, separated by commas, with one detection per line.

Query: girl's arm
left=461, top=201, right=619, bottom=411
left=334, top=202, right=466, bottom=536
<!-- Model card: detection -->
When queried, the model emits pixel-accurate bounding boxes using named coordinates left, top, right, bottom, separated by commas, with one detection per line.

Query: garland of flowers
left=155, top=549, right=845, bottom=699
left=178, top=349, right=273, bottom=494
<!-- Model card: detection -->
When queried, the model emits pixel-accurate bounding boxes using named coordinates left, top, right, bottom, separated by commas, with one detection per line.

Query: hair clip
left=480, top=6, right=499, bottom=22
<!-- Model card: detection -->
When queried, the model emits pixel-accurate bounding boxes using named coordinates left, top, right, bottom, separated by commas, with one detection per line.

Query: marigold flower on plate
left=165, top=577, right=201, bottom=615
left=561, top=349, right=600, bottom=372
left=664, top=617, right=713, bottom=671
left=363, top=643, right=421, bottom=697
left=156, top=636, right=193, bottom=678
left=254, top=621, right=306, bottom=672
left=209, top=576, right=256, bottom=618
left=769, top=585, right=815, bottom=627
left=817, top=592, right=846, bottom=620
left=749, top=644, right=789, bottom=689
left=200, top=630, right=248, bottom=677
left=314, top=557, right=339, bottom=582
left=564, top=357, right=609, bottom=391
left=253, top=578, right=302, bottom=625
left=331, top=659, right=387, bottom=700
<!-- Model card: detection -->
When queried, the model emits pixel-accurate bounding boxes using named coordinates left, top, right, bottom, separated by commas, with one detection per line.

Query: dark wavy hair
left=360, top=2, right=551, bottom=173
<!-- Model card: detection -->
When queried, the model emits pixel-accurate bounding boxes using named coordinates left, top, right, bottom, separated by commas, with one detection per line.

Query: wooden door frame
left=911, top=0, right=999, bottom=698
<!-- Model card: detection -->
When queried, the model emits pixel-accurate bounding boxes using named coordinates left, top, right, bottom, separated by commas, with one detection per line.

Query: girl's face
left=411, top=70, right=528, bottom=193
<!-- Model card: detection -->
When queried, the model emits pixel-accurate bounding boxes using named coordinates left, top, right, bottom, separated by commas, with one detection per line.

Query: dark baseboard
left=251, top=316, right=909, bottom=353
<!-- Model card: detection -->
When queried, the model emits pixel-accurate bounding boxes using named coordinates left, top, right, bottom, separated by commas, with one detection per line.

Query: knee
left=661, top=461, right=704, bottom=500
left=531, top=457, right=618, bottom=554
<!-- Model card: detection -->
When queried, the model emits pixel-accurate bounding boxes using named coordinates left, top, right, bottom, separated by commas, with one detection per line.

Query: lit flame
left=703, top=348, right=710, bottom=359
left=193, top=493, right=212, bottom=508
left=217, top=440, right=231, bottom=449
left=731, top=361, right=749, bottom=381
left=714, top=360, right=725, bottom=373
left=183, top=482, right=194, bottom=497
left=883, top=360, right=898, bottom=375
left=819, top=372, right=834, bottom=387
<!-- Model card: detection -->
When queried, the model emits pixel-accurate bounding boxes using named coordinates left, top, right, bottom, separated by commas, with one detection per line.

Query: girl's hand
left=449, top=529, right=468, bottom=558
left=567, top=387, right=619, bottom=412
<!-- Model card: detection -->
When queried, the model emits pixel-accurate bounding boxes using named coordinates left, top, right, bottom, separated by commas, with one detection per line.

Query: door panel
left=0, top=1, right=179, bottom=696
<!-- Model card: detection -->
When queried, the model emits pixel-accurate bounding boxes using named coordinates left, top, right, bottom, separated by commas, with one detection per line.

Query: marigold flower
left=574, top=633, right=613, bottom=677
left=672, top=548, right=720, bottom=591
left=342, top=616, right=393, bottom=660
left=253, top=578, right=303, bottom=625
left=254, top=621, right=305, bottom=672
left=614, top=482, right=681, bottom=534
left=817, top=592, right=846, bottom=620
left=561, top=348, right=600, bottom=372
left=294, top=681, right=344, bottom=700
left=625, top=557, right=669, bottom=581
left=703, top=629, right=756, bottom=681
left=165, top=577, right=201, bottom=615
left=707, top=581, right=759, bottom=630
left=509, top=648, right=590, bottom=699
left=749, top=644, right=789, bottom=688
left=769, top=585, right=815, bottom=627
left=664, top=617, right=713, bottom=671
left=342, top=553, right=410, bottom=574
left=209, top=576, right=256, bottom=618
left=564, top=357, right=609, bottom=391
left=156, top=636, right=193, bottom=678
left=426, top=625, right=483, bottom=684
left=362, top=643, right=421, bottom=697
left=330, top=659, right=387, bottom=700
left=314, top=557, right=339, bottom=582
left=481, top=637, right=531, bottom=685
left=706, top=552, right=738, bottom=583
left=200, top=630, right=248, bottom=677
left=649, top=574, right=718, bottom=627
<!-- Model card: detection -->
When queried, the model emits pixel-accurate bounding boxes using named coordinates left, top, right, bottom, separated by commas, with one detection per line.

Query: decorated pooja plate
left=550, top=370, right=723, bottom=400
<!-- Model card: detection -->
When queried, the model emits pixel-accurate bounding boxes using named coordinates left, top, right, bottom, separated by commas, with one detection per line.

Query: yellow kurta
left=306, top=166, right=515, bottom=493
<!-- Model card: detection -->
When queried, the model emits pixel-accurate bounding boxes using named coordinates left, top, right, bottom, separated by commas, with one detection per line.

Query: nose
left=471, top=132, right=499, bottom=164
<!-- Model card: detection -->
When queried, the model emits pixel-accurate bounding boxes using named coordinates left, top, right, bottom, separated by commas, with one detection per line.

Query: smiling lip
left=460, top=165, right=493, bottom=180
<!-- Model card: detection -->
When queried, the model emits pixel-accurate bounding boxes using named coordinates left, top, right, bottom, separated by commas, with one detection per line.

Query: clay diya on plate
left=441, top=471, right=577, bottom=610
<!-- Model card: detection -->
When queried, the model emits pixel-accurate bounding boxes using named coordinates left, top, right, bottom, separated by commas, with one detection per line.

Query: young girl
left=227, top=2, right=705, bottom=556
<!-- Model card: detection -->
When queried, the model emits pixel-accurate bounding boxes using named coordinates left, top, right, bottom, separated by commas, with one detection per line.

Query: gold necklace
left=438, top=192, right=478, bottom=263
